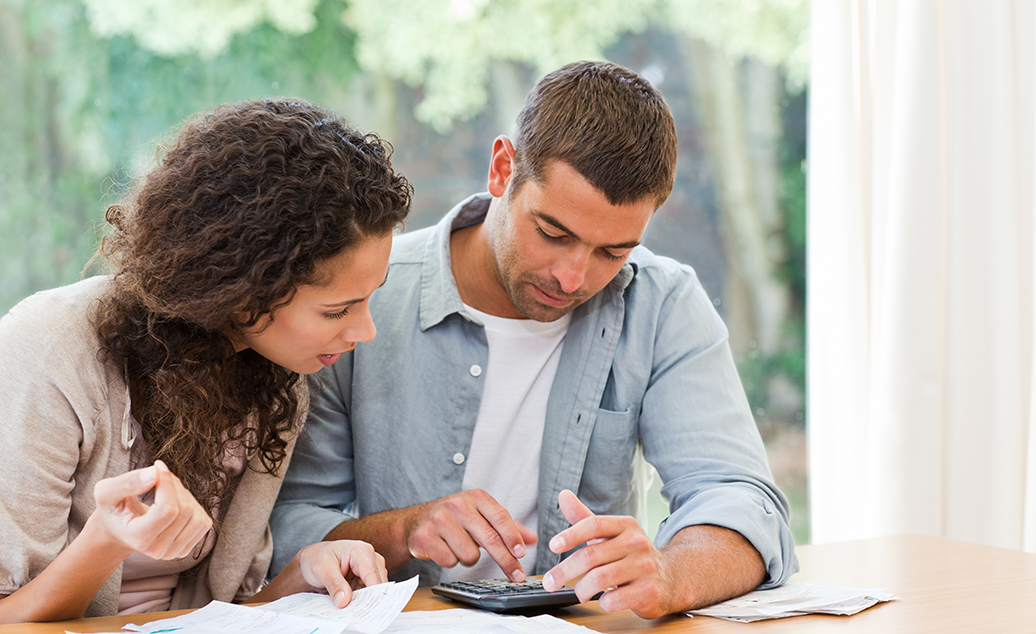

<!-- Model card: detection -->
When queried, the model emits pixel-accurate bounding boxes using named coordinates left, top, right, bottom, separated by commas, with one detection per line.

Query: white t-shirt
left=438, top=305, right=571, bottom=582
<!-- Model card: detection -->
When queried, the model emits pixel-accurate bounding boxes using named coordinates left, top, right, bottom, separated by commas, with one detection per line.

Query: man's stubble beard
left=494, top=245, right=589, bottom=323
left=487, top=196, right=589, bottom=323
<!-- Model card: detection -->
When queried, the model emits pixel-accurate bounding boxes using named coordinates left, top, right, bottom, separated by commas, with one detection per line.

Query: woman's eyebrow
left=320, top=273, right=389, bottom=308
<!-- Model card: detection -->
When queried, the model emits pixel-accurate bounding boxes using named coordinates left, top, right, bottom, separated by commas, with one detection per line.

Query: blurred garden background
left=0, top=0, right=810, bottom=543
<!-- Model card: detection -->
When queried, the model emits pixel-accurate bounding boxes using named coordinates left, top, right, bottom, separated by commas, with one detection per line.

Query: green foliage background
left=1, top=0, right=810, bottom=542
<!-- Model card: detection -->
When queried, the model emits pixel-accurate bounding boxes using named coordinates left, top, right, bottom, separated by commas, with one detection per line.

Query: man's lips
left=532, top=284, right=575, bottom=308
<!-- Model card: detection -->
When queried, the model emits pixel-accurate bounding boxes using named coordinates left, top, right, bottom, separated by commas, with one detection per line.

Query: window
left=0, top=0, right=809, bottom=543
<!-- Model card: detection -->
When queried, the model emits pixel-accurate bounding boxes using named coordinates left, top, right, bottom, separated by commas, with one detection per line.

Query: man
left=271, top=61, right=797, bottom=618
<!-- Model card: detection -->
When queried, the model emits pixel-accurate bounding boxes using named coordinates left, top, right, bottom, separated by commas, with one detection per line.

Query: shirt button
left=453, top=452, right=465, bottom=465
left=469, top=364, right=482, bottom=377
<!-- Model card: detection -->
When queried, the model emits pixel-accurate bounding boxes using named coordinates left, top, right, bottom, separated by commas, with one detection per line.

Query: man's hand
left=541, top=489, right=676, bottom=618
left=541, top=489, right=766, bottom=619
left=403, top=489, right=537, bottom=582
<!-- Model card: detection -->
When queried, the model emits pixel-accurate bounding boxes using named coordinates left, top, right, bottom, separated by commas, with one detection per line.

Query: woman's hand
left=254, top=540, right=387, bottom=607
left=89, top=460, right=213, bottom=559
left=0, top=461, right=213, bottom=623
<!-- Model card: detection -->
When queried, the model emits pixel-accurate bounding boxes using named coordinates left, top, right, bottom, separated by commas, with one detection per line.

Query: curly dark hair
left=94, top=98, right=412, bottom=512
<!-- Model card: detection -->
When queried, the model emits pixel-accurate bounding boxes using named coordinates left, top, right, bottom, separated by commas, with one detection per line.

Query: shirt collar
left=418, top=192, right=637, bottom=331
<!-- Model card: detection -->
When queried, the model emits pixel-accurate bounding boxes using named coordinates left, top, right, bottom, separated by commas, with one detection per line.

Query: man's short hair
left=510, top=61, right=678, bottom=209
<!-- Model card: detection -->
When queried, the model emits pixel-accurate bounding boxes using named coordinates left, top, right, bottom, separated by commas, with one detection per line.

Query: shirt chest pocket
left=577, top=407, right=638, bottom=513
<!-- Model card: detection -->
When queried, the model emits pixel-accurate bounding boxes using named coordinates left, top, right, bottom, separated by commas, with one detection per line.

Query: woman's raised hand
left=90, top=460, right=212, bottom=560
left=0, top=461, right=213, bottom=623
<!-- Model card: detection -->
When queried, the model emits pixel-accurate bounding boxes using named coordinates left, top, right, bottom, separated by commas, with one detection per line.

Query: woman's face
left=234, top=233, right=393, bottom=374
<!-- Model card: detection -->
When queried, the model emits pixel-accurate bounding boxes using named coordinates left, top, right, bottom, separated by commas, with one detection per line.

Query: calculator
left=431, top=578, right=588, bottom=612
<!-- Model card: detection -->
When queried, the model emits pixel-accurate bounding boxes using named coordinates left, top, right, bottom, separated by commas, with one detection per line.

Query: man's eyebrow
left=321, top=272, right=389, bottom=308
left=535, top=211, right=641, bottom=250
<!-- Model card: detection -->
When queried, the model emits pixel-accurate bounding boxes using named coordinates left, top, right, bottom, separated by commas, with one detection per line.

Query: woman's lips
left=318, top=353, right=341, bottom=366
left=318, top=344, right=356, bottom=366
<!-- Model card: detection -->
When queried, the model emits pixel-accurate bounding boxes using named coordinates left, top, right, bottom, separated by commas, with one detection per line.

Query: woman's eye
left=326, top=308, right=349, bottom=320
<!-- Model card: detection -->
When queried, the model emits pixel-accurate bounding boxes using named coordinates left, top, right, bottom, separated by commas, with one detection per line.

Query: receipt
left=687, top=581, right=898, bottom=622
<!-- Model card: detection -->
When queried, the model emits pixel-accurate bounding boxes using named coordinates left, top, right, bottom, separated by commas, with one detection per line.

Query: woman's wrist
left=80, top=512, right=135, bottom=562
left=251, top=552, right=307, bottom=603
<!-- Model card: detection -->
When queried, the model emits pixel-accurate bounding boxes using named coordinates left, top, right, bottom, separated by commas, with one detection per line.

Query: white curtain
left=808, top=0, right=1036, bottom=550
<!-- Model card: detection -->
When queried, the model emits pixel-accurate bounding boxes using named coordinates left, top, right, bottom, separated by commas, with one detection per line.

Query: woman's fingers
left=92, top=461, right=212, bottom=559
left=135, top=461, right=212, bottom=559
left=297, top=540, right=388, bottom=607
left=93, top=464, right=159, bottom=513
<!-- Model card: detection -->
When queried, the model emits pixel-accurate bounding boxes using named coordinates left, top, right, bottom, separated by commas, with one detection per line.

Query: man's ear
left=488, top=136, right=515, bottom=198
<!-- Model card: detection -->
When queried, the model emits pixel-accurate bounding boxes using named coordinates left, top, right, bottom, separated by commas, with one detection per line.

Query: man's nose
left=552, top=250, right=590, bottom=294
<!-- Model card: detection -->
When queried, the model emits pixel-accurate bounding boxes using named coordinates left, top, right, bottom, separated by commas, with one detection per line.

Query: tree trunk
left=488, top=60, right=529, bottom=138
left=682, top=36, right=790, bottom=357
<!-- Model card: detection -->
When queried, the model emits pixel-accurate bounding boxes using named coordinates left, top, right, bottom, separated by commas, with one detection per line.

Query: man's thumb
left=558, top=489, right=594, bottom=525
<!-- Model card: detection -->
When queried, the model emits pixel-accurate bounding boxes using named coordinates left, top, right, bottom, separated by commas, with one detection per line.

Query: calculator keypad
left=439, top=579, right=553, bottom=595
left=431, top=578, right=583, bottom=612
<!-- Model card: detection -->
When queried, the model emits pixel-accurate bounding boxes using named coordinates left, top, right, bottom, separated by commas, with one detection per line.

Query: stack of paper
left=384, top=610, right=601, bottom=633
left=68, top=577, right=604, bottom=634
left=686, top=581, right=898, bottom=622
left=114, top=576, right=418, bottom=634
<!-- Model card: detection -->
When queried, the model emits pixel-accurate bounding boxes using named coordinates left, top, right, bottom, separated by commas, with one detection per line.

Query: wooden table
left=3, top=534, right=1036, bottom=633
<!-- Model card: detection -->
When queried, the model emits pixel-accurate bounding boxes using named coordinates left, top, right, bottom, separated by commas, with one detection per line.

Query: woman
left=0, top=99, right=412, bottom=622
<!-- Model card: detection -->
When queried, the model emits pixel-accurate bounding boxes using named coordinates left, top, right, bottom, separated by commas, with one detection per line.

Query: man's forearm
left=660, top=524, right=766, bottom=612
left=323, top=506, right=418, bottom=573
left=324, top=490, right=535, bottom=582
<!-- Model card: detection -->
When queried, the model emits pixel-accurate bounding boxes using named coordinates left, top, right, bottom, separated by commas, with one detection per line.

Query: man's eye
left=536, top=227, right=564, bottom=241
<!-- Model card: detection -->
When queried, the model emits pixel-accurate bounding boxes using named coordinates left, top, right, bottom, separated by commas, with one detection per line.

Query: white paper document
left=261, top=576, right=418, bottom=633
left=383, top=609, right=601, bottom=633
left=68, top=582, right=600, bottom=634
left=686, top=581, right=898, bottom=622
left=118, top=576, right=418, bottom=634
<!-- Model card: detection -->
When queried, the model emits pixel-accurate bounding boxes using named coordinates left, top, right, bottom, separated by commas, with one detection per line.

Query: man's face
left=486, top=159, right=656, bottom=322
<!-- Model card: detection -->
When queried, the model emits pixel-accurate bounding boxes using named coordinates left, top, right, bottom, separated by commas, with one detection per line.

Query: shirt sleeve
left=635, top=265, right=798, bottom=588
left=269, top=359, right=360, bottom=576
left=0, top=294, right=102, bottom=595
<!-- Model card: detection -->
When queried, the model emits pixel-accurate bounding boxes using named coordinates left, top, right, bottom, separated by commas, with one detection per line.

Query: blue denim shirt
left=270, top=193, right=797, bottom=587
